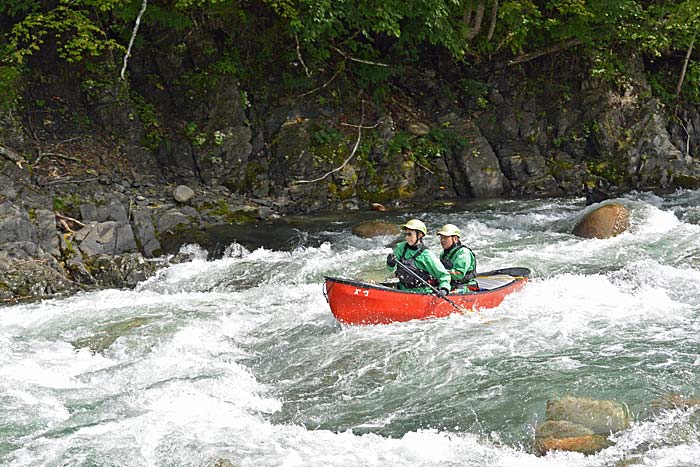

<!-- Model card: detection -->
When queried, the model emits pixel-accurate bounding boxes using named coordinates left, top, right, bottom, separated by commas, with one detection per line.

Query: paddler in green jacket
left=386, top=219, right=451, bottom=296
left=437, top=224, right=478, bottom=293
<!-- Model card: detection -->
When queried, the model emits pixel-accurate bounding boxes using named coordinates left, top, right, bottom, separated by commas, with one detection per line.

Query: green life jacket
left=440, top=242, right=476, bottom=285
left=396, top=243, right=437, bottom=288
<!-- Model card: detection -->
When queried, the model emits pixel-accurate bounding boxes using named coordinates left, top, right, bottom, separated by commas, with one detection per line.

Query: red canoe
left=324, top=267, right=530, bottom=325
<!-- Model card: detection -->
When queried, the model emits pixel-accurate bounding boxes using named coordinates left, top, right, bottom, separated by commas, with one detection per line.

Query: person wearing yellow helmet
left=386, top=219, right=451, bottom=295
left=437, top=224, right=478, bottom=293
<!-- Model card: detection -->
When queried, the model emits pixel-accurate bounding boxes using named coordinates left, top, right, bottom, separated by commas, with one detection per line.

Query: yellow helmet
left=401, top=219, right=427, bottom=235
left=437, top=224, right=461, bottom=237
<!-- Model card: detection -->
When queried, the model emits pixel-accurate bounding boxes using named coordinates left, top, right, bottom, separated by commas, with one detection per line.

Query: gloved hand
left=386, top=253, right=397, bottom=267
left=437, top=288, right=449, bottom=298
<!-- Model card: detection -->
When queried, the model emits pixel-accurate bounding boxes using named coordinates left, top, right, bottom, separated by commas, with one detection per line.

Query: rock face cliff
left=123, top=52, right=700, bottom=213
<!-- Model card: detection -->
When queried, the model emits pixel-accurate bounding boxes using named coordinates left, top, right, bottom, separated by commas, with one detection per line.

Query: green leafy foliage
left=0, top=0, right=697, bottom=111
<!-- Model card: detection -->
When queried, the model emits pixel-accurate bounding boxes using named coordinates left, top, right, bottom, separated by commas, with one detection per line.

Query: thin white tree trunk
left=120, top=0, right=148, bottom=80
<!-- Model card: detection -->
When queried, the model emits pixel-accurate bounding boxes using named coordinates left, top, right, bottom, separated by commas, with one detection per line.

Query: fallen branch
left=44, top=177, right=100, bottom=186
left=120, top=0, right=148, bottom=80
left=39, top=152, right=81, bottom=163
left=55, top=211, right=86, bottom=229
left=295, top=101, right=365, bottom=184
left=412, top=158, right=435, bottom=174
left=331, top=45, right=389, bottom=67
left=340, top=122, right=380, bottom=129
left=675, top=117, right=691, bottom=156
left=0, top=144, right=25, bottom=166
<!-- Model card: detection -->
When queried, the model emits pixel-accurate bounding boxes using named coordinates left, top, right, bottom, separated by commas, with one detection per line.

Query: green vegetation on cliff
left=1, top=0, right=698, bottom=108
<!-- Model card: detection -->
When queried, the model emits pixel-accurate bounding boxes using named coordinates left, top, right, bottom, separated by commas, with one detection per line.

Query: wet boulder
left=534, top=421, right=610, bottom=456
left=572, top=203, right=629, bottom=239
left=351, top=220, right=400, bottom=238
left=534, top=396, right=631, bottom=456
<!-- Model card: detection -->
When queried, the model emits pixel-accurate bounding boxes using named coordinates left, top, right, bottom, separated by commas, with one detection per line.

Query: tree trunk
left=463, top=0, right=486, bottom=40
left=675, top=36, right=695, bottom=99
left=486, top=0, right=498, bottom=42
left=467, top=2, right=485, bottom=40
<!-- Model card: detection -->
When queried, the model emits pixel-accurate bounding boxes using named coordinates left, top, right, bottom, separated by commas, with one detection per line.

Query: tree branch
left=295, top=32, right=311, bottom=77
left=120, top=0, right=148, bottom=80
left=296, top=65, right=343, bottom=98
left=295, top=101, right=366, bottom=184
left=505, top=38, right=583, bottom=67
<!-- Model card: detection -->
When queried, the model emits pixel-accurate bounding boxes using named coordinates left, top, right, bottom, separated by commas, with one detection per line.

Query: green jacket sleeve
left=386, top=241, right=406, bottom=274
left=416, top=249, right=452, bottom=291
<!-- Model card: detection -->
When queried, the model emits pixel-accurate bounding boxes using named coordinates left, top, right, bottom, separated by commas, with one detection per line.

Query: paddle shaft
left=393, top=257, right=468, bottom=313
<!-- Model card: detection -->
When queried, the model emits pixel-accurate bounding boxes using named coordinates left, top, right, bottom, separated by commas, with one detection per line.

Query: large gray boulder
left=131, top=206, right=161, bottom=257
left=453, top=121, right=507, bottom=198
left=0, top=201, right=36, bottom=244
left=73, top=221, right=137, bottom=257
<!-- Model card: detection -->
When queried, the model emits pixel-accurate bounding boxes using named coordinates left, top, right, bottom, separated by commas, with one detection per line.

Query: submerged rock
left=572, top=203, right=629, bottom=239
left=351, top=220, right=400, bottom=238
left=651, top=394, right=700, bottom=413
left=71, top=317, right=150, bottom=354
left=534, top=396, right=631, bottom=456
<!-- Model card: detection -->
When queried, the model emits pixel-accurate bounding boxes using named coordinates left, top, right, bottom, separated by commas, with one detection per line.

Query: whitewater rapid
left=1, top=192, right=699, bottom=467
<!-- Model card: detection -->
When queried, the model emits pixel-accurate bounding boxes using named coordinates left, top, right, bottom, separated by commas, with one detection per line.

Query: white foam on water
left=3, top=193, right=700, bottom=466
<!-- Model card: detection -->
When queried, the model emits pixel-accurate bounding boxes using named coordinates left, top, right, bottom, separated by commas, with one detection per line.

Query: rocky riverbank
left=0, top=156, right=280, bottom=302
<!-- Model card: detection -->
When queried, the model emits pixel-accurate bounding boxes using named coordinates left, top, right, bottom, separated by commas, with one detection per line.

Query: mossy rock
left=545, top=396, right=631, bottom=434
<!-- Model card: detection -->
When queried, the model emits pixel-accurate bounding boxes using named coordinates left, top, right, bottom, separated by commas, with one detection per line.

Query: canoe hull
left=324, top=267, right=529, bottom=325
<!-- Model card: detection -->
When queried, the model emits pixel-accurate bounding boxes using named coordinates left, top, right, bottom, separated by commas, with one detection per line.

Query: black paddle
left=393, top=258, right=470, bottom=314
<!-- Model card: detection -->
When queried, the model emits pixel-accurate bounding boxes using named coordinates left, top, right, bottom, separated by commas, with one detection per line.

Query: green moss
left=204, top=198, right=257, bottom=224
left=587, top=158, right=626, bottom=186
left=52, top=194, right=81, bottom=216
left=63, top=236, right=76, bottom=255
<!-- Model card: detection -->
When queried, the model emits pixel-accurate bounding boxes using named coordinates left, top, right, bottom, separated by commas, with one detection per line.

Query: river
left=2, top=191, right=699, bottom=467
